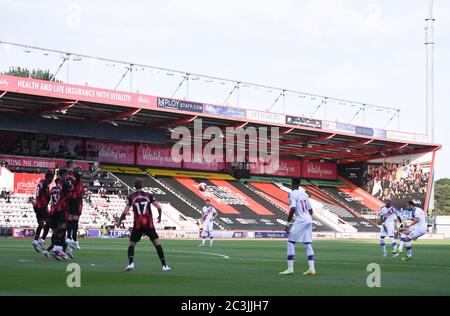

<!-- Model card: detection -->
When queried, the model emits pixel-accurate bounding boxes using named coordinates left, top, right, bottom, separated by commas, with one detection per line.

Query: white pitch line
left=173, top=249, right=230, bottom=259
left=4, top=245, right=450, bottom=269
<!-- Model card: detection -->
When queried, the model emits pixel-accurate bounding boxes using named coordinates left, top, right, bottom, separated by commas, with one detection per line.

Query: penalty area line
left=172, top=249, right=230, bottom=259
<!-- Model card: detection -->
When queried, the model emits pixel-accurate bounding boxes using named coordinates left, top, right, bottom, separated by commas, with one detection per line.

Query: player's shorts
left=67, top=198, right=82, bottom=216
left=202, top=221, right=214, bottom=232
left=288, top=221, right=313, bottom=243
left=408, top=229, right=426, bottom=241
left=54, top=210, right=67, bottom=226
left=33, top=206, right=48, bottom=222
left=130, top=227, right=159, bottom=242
left=380, top=223, right=395, bottom=237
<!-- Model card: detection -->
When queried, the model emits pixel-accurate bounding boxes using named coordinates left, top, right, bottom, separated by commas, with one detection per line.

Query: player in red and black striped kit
left=43, top=174, right=70, bottom=260
left=32, top=170, right=54, bottom=253
left=63, top=160, right=99, bottom=252
left=116, top=178, right=171, bottom=272
left=63, top=161, right=83, bottom=250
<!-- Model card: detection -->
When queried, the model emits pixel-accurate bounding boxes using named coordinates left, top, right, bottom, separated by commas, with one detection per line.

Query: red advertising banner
left=86, top=141, right=135, bottom=165
left=250, top=158, right=301, bottom=177
left=14, top=173, right=44, bottom=194
left=0, top=155, right=90, bottom=170
left=0, top=74, right=156, bottom=110
left=137, top=145, right=225, bottom=170
left=136, top=144, right=182, bottom=168
left=302, top=160, right=337, bottom=180
left=183, top=152, right=225, bottom=171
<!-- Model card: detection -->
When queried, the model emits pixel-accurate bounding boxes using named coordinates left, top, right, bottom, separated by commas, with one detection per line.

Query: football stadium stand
left=0, top=191, right=198, bottom=232
left=156, top=176, right=289, bottom=231
left=0, top=163, right=401, bottom=234
left=247, top=181, right=357, bottom=232
left=273, top=181, right=378, bottom=232
left=110, top=172, right=204, bottom=228
left=0, top=71, right=440, bottom=238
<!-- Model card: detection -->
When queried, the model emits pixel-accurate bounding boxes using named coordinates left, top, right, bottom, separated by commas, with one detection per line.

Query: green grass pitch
left=0, top=238, right=449, bottom=296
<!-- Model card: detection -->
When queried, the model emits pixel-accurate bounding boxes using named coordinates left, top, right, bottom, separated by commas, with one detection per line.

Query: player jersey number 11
left=300, top=200, right=308, bottom=213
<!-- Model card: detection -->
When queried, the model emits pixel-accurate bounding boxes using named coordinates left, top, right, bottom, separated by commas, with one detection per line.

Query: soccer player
left=379, top=197, right=402, bottom=257
left=32, top=170, right=54, bottom=253
left=64, top=160, right=99, bottom=251
left=45, top=170, right=70, bottom=261
left=398, top=201, right=427, bottom=261
left=199, top=199, right=217, bottom=247
left=43, top=177, right=60, bottom=258
left=396, top=207, right=414, bottom=254
left=63, top=161, right=83, bottom=251
left=116, top=178, right=170, bottom=272
left=280, top=178, right=316, bottom=276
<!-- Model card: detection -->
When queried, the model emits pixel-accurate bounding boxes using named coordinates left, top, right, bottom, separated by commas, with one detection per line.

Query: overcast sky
left=1, top=0, right=449, bottom=179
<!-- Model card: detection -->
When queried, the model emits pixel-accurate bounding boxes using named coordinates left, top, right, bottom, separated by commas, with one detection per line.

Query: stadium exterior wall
left=8, top=228, right=446, bottom=240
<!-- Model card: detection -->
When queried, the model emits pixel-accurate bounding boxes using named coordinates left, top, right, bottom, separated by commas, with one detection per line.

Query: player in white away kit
left=280, top=178, right=316, bottom=276
left=398, top=200, right=427, bottom=261
left=379, top=197, right=402, bottom=257
left=199, top=199, right=217, bottom=247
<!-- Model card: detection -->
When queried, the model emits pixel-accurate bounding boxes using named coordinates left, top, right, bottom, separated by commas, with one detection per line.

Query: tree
left=2, top=66, right=55, bottom=81
left=434, top=178, right=450, bottom=215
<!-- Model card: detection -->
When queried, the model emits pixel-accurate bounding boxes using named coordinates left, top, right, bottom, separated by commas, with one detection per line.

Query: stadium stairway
left=157, top=176, right=294, bottom=231
left=248, top=181, right=355, bottom=232
left=304, top=182, right=379, bottom=232
left=274, top=182, right=377, bottom=232
left=225, top=179, right=335, bottom=232
left=109, top=172, right=205, bottom=230
left=337, top=175, right=384, bottom=210
left=275, top=181, right=356, bottom=218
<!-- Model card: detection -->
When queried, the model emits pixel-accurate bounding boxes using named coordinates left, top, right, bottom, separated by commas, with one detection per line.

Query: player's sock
left=380, top=238, right=386, bottom=254
left=42, top=224, right=50, bottom=240
left=210, top=237, right=213, bottom=246
left=55, top=230, right=66, bottom=248
left=287, top=241, right=295, bottom=271
left=405, top=241, right=412, bottom=257
left=155, top=245, right=166, bottom=266
left=35, top=224, right=44, bottom=241
left=303, top=242, right=315, bottom=272
left=202, top=237, right=206, bottom=245
left=47, top=233, right=56, bottom=251
left=66, top=221, right=74, bottom=242
left=127, top=245, right=135, bottom=264
left=72, top=220, right=79, bottom=242
left=390, top=237, right=397, bottom=250
left=399, top=236, right=405, bottom=251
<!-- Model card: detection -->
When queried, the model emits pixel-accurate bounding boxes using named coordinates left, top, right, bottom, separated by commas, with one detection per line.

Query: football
left=198, top=182, right=208, bottom=192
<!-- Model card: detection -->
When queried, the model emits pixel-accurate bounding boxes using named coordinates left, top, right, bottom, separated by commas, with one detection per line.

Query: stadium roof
left=0, top=74, right=441, bottom=164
